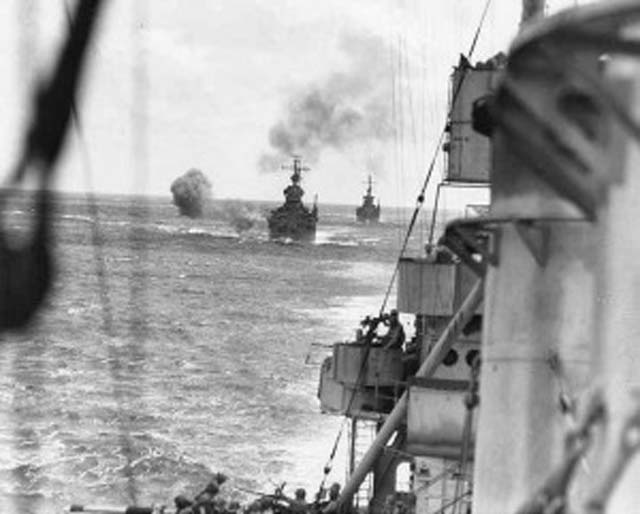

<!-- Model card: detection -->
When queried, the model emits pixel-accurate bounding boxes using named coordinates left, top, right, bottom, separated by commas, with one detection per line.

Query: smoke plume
left=259, top=32, right=394, bottom=172
left=220, top=202, right=261, bottom=234
left=170, top=169, right=212, bottom=218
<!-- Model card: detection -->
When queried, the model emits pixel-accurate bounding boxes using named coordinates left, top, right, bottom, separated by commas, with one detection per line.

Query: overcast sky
left=0, top=0, right=580, bottom=206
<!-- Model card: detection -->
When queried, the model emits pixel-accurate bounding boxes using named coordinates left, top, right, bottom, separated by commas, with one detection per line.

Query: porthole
left=465, top=349, right=480, bottom=367
left=443, top=349, right=458, bottom=366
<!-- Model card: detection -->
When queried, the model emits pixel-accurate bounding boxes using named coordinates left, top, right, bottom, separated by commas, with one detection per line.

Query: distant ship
left=267, top=156, right=318, bottom=242
left=355, top=174, right=380, bottom=223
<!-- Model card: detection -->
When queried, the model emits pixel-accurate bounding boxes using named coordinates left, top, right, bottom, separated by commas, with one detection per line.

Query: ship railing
left=343, top=379, right=410, bottom=419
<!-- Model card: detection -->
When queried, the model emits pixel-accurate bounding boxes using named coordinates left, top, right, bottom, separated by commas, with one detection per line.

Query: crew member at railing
left=289, top=488, right=309, bottom=514
left=381, top=310, right=405, bottom=350
left=319, top=482, right=341, bottom=514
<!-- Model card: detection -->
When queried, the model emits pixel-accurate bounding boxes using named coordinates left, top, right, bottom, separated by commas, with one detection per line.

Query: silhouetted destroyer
left=267, top=156, right=318, bottom=242
left=355, top=174, right=380, bottom=223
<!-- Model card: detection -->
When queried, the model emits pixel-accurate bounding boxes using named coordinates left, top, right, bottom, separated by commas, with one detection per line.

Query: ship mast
left=283, top=155, right=309, bottom=185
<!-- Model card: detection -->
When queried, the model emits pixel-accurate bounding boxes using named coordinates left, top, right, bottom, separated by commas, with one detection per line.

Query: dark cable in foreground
left=0, top=0, right=105, bottom=331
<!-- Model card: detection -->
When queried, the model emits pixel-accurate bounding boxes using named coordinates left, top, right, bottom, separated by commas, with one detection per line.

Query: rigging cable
left=128, top=0, right=150, bottom=339
left=65, top=0, right=141, bottom=503
left=3, top=2, right=105, bottom=512
left=10, top=0, right=105, bottom=185
left=388, top=5, right=401, bottom=247
left=396, top=32, right=406, bottom=241
left=402, top=35, right=419, bottom=185
left=402, top=30, right=424, bottom=248
left=0, top=0, right=104, bottom=328
left=65, top=0, right=140, bottom=503
left=426, top=0, right=493, bottom=248
left=378, top=0, right=493, bottom=316
left=63, top=0, right=114, bottom=334
left=417, top=7, right=429, bottom=250
left=70, top=105, right=114, bottom=333
left=426, top=182, right=444, bottom=247
left=64, top=2, right=145, bottom=505
left=107, top=0, right=153, bottom=503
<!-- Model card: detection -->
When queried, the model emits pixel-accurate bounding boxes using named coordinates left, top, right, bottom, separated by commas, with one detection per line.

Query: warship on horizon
left=355, top=175, right=380, bottom=224
left=267, top=156, right=318, bottom=242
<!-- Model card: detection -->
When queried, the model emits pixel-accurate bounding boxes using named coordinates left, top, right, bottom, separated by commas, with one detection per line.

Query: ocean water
left=0, top=193, right=429, bottom=514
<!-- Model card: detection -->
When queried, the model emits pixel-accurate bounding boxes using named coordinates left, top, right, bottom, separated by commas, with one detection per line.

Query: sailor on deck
left=320, top=483, right=341, bottom=514
left=289, top=488, right=309, bottom=514
left=382, top=310, right=405, bottom=350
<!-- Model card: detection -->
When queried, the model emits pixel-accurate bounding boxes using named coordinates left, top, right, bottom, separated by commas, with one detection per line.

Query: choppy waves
left=0, top=197, right=418, bottom=513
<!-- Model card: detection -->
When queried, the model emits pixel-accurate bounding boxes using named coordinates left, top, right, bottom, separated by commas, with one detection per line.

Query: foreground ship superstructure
left=267, top=156, right=318, bottom=242
left=355, top=175, right=380, bottom=223
left=320, top=3, right=640, bottom=514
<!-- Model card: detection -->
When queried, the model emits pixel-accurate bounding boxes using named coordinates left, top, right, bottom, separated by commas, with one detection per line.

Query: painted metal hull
left=267, top=204, right=317, bottom=242
left=355, top=201, right=380, bottom=223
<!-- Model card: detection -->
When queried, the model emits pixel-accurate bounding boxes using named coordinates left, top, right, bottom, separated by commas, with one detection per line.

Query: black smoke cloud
left=170, top=169, right=212, bottom=218
left=259, top=32, right=394, bottom=172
